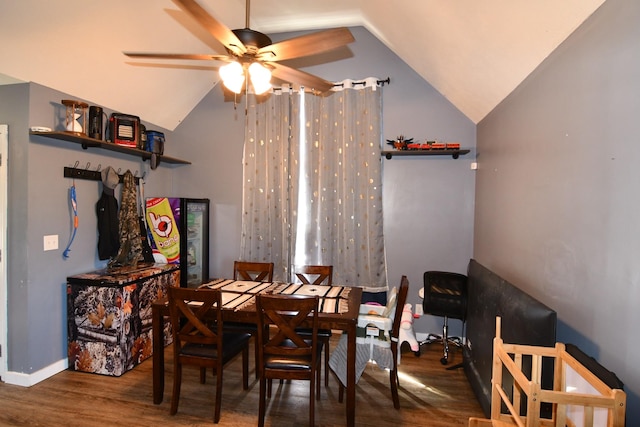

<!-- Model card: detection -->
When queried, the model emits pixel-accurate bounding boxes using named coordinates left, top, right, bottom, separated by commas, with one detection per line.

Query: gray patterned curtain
left=241, top=79, right=387, bottom=291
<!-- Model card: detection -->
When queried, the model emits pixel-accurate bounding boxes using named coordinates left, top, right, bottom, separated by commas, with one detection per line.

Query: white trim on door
left=0, top=124, right=8, bottom=378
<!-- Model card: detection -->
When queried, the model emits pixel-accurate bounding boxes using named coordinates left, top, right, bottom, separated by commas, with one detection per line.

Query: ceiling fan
left=124, top=0, right=355, bottom=95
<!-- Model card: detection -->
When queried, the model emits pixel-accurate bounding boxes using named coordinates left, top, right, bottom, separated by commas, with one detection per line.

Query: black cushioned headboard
left=463, top=259, right=557, bottom=417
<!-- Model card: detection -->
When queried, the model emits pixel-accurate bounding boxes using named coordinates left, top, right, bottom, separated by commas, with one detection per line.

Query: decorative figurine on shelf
left=386, top=135, right=413, bottom=150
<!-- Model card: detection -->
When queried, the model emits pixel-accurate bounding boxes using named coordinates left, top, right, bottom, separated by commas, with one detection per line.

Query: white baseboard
left=2, top=358, right=68, bottom=387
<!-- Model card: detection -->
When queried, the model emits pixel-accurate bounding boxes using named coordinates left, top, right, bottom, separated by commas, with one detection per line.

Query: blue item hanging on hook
left=63, top=184, right=78, bottom=258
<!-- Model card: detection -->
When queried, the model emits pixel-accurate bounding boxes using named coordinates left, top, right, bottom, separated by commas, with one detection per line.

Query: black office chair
left=422, top=271, right=468, bottom=366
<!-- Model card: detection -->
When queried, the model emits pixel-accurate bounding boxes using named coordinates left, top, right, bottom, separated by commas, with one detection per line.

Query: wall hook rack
left=63, top=166, right=140, bottom=184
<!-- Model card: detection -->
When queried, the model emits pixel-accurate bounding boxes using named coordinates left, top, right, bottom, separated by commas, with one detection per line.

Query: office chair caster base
left=446, top=362, right=464, bottom=370
left=440, top=357, right=448, bottom=365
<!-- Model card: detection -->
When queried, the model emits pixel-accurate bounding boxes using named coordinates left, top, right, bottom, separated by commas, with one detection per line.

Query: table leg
left=346, top=322, right=356, bottom=426
left=152, top=305, right=164, bottom=404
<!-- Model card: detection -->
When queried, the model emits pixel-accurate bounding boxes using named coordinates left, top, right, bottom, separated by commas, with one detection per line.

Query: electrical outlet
left=415, top=303, right=423, bottom=316
left=43, top=235, right=58, bottom=251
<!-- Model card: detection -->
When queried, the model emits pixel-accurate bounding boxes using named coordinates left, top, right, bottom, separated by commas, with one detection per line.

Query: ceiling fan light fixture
left=127, top=1, right=354, bottom=97
left=220, top=61, right=245, bottom=94
left=249, top=62, right=272, bottom=95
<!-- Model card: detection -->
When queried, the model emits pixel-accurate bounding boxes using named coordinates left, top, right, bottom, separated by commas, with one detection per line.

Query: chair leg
left=200, top=367, right=207, bottom=384
left=338, top=381, right=344, bottom=403
left=316, top=362, right=321, bottom=400
left=242, top=346, right=249, bottom=390
left=439, top=317, right=465, bottom=365
left=390, top=366, right=400, bottom=410
left=254, top=336, right=260, bottom=379
left=310, top=374, right=316, bottom=426
left=390, top=342, right=400, bottom=409
left=442, top=316, right=452, bottom=364
left=258, top=377, right=267, bottom=427
left=170, top=362, right=182, bottom=415
left=324, top=337, right=330, bottom=386
left=214, top=367, right=223, bottom=423
left=446, top=360, right=464, bottom=370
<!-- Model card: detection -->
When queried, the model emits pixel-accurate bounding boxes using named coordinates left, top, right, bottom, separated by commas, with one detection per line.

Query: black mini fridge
left=144, top=197, right=210, bottom=288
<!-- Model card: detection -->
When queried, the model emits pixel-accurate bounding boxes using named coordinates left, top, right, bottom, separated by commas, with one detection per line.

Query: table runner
left=201, top=279, right=352, bottom=313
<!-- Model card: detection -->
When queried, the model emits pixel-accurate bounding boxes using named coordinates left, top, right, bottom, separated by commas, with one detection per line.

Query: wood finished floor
left=0, top=337, right=485, bottom=426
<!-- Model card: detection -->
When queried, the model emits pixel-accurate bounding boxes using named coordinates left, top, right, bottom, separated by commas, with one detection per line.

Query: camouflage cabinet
left=67, top=263, right=179, bottom=376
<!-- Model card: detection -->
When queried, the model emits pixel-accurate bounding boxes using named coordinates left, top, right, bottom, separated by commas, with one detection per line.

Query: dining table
left=151, top=278, right=363, bottom=427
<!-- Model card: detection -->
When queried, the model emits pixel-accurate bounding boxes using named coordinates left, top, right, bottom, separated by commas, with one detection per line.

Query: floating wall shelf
left=30, top=131, right=191, bottom=165
left=381, top=149, right=470, bottom=159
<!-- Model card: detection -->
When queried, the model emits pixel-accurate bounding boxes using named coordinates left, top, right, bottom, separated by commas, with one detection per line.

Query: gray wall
left=1, top=83, right=178, bottom=374
left=475, top=0, right=639, bottom=422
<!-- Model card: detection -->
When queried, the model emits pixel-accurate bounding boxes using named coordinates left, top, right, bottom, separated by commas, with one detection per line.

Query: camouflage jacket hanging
left=109, top=170, right=142, bottom=268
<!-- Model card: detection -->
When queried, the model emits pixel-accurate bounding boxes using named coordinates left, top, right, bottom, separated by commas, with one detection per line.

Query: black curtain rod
left=332, top=77, right=391, bottom=88
left=272, top=77, right=391, bottom=92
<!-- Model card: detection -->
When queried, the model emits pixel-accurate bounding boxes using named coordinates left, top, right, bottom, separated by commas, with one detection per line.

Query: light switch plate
left=44, top=235, right=58, bottom=251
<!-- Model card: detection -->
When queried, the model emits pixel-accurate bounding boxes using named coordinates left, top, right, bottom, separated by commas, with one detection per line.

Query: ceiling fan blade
left=269, top=62, right=334, bottom=93
left=174, top=0, right=247, bottom=56
left=257, top=27, right=354, bottom=62
left=124, top=52, right=229, bottom=61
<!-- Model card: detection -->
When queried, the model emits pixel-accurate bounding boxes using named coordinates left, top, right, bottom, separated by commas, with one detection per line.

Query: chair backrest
left=423, top=271, right=468, bottom=321
left=391, top=276, right=409, bottom=339
left=293, top=265, right=333, bottom=286
left=256, top=294, right=319, bottom=359
left=167, top=286, right=222, bottom=348
left=233, top=261, right=274, bottom=282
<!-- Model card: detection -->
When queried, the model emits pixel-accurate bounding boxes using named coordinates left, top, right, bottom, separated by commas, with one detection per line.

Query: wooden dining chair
left=338, top=275, right=409, bottom=409
left=167, top=286, right=251, bottom=423
left=233, top=260, right=274, bottom=282
left=293, top=265, right=333, bottom=286
left=293, top=264, right=334, bottom=386
left=255, top=294, right=323, bottom=427
left=226, top=260, right=275, bottom=378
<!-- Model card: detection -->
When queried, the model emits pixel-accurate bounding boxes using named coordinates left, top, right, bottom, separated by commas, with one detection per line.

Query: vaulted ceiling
left=0, top=0, right=605, bottom=130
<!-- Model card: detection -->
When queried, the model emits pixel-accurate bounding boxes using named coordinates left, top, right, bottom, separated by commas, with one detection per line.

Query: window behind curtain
left=241, top=81, right=387, bottom=291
